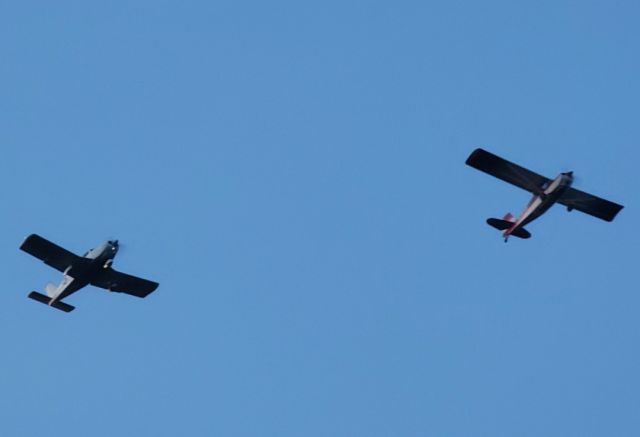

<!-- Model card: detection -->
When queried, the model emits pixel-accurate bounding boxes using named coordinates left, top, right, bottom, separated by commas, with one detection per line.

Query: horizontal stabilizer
left=510, top=228, right=531, bottom=239
left=486, top=218, right=513, bottom=231
left=28, top=291, right=75, bottom=312
left=486, top=218, right=531, bottom=239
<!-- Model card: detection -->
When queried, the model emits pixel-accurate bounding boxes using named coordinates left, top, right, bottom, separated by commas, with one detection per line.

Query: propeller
left=558, top=159, right=580, bottom=184
left=565, top=171, right=580, bottom=185
left=107, top=238, right=126, bottom=254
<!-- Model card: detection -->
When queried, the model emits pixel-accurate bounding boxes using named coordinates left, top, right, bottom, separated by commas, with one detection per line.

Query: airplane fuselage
left=504, top=172, right=573, bottom=240
left=51, top=240, right=119, bottom=302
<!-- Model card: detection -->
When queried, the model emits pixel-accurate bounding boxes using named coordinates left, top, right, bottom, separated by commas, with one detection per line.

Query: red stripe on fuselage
left=502, top=172, right=573, bottom=239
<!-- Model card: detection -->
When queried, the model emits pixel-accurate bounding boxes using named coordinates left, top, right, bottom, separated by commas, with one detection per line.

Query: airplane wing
left=558, top=188, right=623, bottom=222
left=466, top=148, right=551, bottom=193
left=91, top=268, right=159, bottom=298
left=20, top=234, right=86, bottom=273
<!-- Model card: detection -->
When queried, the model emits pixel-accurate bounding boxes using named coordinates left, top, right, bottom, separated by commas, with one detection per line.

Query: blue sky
left=0, top=1, right=638, bottom=436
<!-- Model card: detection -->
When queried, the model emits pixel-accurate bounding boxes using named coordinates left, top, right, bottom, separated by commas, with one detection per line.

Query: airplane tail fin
left=45, top=282, right=57, bottom=298
left=28, top=291, right=75, bottom=312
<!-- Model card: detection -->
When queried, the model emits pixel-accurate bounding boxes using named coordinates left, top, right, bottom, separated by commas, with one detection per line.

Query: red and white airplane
left=466, top=148, right=623, bottom=241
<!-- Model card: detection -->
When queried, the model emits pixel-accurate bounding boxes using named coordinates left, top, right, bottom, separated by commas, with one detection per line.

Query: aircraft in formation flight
left=466, top=148, right=623, bottom=241
left=17, top=149, right=623, bottom=311
left=20, top=234, right=159, bottom=312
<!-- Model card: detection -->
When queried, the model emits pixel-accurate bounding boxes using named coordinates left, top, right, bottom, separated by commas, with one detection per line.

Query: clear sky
left=0, top=1, right=638, bottom=436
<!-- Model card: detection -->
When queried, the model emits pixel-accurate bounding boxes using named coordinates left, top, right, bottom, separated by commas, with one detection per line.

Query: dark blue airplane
left=20, top=234, right=158, bottom=312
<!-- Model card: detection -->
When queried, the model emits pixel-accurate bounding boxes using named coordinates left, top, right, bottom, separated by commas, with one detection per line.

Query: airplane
left=20, top=234, right=159, bottom=312
left=465, top=148, right=623, bottom=241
